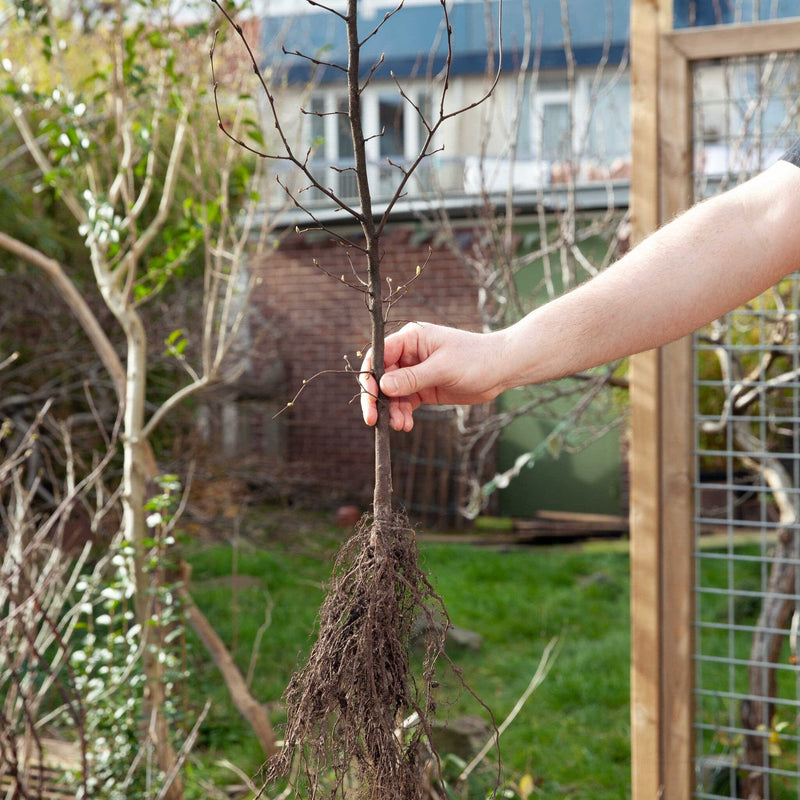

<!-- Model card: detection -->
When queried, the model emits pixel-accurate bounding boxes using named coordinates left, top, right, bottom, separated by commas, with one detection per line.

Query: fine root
left=264, top=511, right=454, bottom=800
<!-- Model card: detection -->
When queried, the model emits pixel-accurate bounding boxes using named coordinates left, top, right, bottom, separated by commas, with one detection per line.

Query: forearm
left=496, top=160, right=800, bottom=390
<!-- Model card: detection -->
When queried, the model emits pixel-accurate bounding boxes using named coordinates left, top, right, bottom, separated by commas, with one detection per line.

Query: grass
left=420, top=542, right=632, bottom=797
left=181, top=509, right=632, bottom=799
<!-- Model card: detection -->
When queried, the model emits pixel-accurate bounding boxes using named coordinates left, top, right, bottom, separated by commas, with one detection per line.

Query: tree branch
left=177, top=566, right=279, bottom=759
left=210, top=5, right=366, bottom=222
left=0, top=232, right=125, bottom=403
left=6, top=101, right=86, bottom=225
left=376, top=0, right=504, bottom=236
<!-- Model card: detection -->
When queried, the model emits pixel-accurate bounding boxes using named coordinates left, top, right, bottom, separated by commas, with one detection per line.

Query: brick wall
left=251, top=223, right=483, bottom=508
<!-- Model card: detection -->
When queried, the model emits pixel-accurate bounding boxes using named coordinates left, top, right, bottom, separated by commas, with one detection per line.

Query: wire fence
left=691, top=50, right=800, bottom=800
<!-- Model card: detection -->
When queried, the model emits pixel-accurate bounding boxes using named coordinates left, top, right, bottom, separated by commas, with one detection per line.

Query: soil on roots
left=265, top=511, right=448, bottom=800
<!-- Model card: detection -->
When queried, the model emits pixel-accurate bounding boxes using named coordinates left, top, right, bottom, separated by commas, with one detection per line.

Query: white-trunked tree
left=0, top=2, right=285, bottom=795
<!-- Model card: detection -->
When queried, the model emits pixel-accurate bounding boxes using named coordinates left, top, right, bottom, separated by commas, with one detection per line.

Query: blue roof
left=260, top=0, right=630, bottom=84
left=674, top=0, right=800, bottom=27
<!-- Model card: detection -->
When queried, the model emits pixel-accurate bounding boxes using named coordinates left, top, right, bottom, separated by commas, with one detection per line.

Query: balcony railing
left=260, top=154, right=641, bottom=227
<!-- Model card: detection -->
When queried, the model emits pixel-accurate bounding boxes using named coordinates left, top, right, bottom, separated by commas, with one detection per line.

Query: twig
left=305, top=0, right=347, bottom=21
left=456, top=636, right=560, bottom=785
left=216, top=758, right=261, bottom=795
left=312, top=256, right=369, bottom=292
left=358, top=3, right=404, bottom=48
left=155, top=700, right=212, bottom=800
left=246, top=589, right=275, bottom=691
left=282, top=46, right=347, bottom=74
left=272, top=364, right=363, bottom=418
left=0, top=351, right=19, bottom=371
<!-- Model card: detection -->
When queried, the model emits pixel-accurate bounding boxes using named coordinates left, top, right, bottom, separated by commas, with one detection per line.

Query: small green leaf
left=546, top=433, right=562, bottom=459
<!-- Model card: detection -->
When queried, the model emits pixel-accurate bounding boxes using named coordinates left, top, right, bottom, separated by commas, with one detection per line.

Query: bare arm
left=496, top=160, right=800, bottom=388
left=362, top=159, right=800, bottom=431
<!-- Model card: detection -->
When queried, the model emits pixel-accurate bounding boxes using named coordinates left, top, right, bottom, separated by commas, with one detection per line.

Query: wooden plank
left=665, top=17, right=800, bottom=61
left=419, top=422, right=437, bottom=526
left=630, top=1, right=664, bottom=244
left=629, top=349, right=663, bottom=800
left=437, top=426, right=453, bottom=528
left=659, top=34, right=692, bottom=217
left=629, top=2, right=673, bottom=799
left=658, top=31, right=695, bottom=800
left=0, top=776, right=76, bottom=800
left=534, top=509, right=629, bottom=527
left=513, top=511, right=629, bottom=539
left=0, top=738, right=81, bottom=800
left=659, top=337, right=695, bottom=800
left=395, top=423, right=421, bottom=517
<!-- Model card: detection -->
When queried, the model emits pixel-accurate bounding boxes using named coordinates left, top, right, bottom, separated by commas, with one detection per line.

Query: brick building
left=205, top=0, right=642, bottom=522
left=248, top=223, right=485, bottom=517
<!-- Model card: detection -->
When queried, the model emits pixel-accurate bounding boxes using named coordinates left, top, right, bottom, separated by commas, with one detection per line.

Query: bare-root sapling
left=211, top=2, right=502, bottom=797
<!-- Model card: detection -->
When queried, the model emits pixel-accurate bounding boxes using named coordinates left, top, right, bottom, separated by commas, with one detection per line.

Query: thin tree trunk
left=177, top=567, right=279, bottom=759
left=741, top=529, right=795, bottom=799
left=735, top=422, right=798, bottom=800
left=344, top=0, right=392, bottom=523
left=120, top=311, right=185, bottom=800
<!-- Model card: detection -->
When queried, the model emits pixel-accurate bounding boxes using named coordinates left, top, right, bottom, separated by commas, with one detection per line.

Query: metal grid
left=691, top=52, right=800, bottom=799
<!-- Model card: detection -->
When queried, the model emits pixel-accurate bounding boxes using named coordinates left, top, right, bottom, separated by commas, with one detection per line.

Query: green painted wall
left=493, top=214, right=628, bottom=518
left=495, top=391, right=625, bottom=517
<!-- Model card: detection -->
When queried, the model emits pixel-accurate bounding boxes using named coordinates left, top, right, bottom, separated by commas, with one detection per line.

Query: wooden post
left=629, top=2, right=665, bottom=797
left=657, top=29, right=695, bottom=800
left=629, top=2, right=694, bottom=800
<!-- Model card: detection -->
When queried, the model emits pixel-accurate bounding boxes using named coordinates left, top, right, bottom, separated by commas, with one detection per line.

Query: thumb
left=380, top=366, right=423, bottom=397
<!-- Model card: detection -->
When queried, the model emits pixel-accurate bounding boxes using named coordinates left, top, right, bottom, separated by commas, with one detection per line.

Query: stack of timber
left=423, top=510, right=629, bottom=545
left=0, top=738, right=80, bottom=800
left=511, top=510, right=629, bottom=543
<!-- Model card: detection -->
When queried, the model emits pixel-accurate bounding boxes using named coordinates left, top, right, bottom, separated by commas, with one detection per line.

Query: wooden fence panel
left=631, top=12, right=800, bottom=800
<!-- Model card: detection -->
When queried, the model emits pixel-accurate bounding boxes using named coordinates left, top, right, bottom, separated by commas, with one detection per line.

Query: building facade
left=225, top=0, right=634, bottom=521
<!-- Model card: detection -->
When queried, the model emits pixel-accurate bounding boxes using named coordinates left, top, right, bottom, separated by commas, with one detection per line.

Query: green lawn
left=183, top=510, right=632, bottom=799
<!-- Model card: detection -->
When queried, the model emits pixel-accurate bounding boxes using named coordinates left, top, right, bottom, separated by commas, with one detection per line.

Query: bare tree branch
left=0, top=232, right=126, bottom=403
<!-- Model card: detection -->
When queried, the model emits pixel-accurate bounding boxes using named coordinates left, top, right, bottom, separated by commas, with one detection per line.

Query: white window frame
left=531, top=86, right=570, bottom=162
left=307, top=83, right=433, bottom=199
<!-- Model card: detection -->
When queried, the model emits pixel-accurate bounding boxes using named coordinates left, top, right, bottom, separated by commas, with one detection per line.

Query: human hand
left=359, top=322, right=503, bottom=431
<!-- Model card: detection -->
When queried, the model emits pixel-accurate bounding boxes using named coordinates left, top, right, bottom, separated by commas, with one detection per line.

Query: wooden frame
left=629, top=4, right=680, bottom=800
left=629, top=11, right=800, bottom=800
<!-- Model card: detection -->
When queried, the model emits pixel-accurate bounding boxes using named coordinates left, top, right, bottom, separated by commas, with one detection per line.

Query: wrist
left=494, top=311, right=561, bottom=391
left=489, top=326, right=526, bottom=394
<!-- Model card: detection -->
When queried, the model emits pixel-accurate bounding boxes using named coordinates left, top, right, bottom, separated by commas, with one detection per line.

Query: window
left=307, top=94, right=353, bottom=163
left=526, top=80, right=574, bottom=163
left=335, top=95, right=353, bottom=161
left=307, top=85, right=434, bottom=201
left=378, top=94, right=405, bottom=158
left=538, top=96, right=571, bottom=161
left=586, top=75, right=631, bottom=161
left=517, top=73, right=631, bottom=182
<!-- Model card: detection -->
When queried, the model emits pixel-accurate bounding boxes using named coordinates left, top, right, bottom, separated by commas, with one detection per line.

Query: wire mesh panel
left=691, top=51, right=800, bottom=800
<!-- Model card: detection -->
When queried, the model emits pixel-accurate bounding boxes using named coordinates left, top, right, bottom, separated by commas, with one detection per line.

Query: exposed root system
left=264, top=511, right=450, bottom=800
